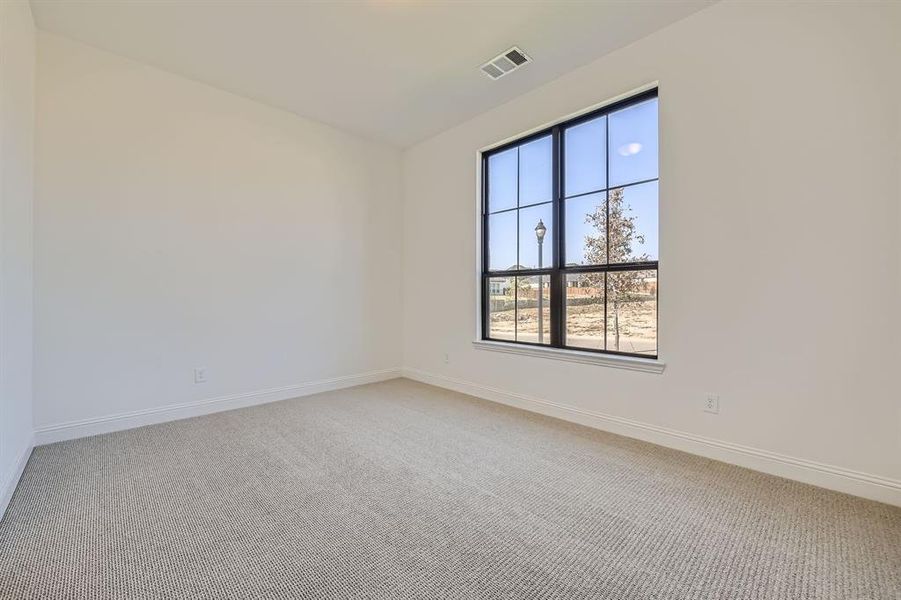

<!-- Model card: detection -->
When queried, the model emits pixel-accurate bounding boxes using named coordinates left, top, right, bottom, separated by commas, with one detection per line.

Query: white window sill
left=472, top=340, right=665, bottom=374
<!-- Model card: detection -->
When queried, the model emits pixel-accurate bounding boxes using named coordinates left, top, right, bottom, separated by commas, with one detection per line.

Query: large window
left=481, top=89, right=658, bottom=358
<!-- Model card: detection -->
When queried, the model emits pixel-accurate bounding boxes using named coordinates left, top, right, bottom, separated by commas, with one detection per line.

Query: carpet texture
left=1, top=378, right=899, bottom=599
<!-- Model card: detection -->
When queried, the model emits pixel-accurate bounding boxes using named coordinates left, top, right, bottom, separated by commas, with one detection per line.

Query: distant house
left=489, top=266, right=528, bottom=296
left=489, top=280, right=507, bottom=295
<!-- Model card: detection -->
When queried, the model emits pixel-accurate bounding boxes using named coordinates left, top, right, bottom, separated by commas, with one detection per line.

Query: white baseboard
left=1, top=437, right=34, bottom=520
left=34, top=368, right=401, bottom=446
left=402, top=367, right=901, bottom=507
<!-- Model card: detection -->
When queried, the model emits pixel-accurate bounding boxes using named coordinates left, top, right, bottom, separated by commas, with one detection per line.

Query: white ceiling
left=30, top=0, right=714, bottom=148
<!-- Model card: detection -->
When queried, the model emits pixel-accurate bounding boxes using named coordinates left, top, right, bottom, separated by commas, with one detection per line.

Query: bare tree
left=581, top=188, right=649, bottom=351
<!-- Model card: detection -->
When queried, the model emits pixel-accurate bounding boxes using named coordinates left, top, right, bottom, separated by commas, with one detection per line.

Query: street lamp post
left=535, top=219, right=547, bottom=344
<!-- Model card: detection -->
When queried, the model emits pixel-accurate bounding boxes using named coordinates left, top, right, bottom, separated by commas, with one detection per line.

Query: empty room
left=1, top=0, right=900, bottom=598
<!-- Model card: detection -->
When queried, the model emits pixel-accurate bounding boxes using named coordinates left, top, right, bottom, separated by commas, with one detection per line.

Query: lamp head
left=534, top=219, right=547, bottom=243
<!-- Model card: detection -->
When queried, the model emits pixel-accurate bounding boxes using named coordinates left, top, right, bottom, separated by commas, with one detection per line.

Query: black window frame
left=480, top=88, right=659, bottom=359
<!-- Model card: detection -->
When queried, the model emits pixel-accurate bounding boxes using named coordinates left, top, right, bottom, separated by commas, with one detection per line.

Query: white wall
left=34, top=33, right=402, bottom=433
left=402, top=1, right=901, bottom=502
left=0, top=0, right=35, bottom=514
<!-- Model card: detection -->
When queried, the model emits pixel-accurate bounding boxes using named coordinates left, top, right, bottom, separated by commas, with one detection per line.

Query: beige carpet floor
left=1, top=378, right=899, bottom=599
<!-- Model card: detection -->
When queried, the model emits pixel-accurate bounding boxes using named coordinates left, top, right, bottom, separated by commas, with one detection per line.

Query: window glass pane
left=488, top=210, right=517, bottom=271
left=606, top=270, right=657, bottom=355
left=518, top=135, right=552, bottom=206
left=488, top=148, right=517, bottom=213
left=564, top=191, right=606, bottom=266
left=517, top=203, right=553, bottom=270
left=608, top=182, right=658, bottom=263
left=565, top=273, right=605, bottom=350
left=487, top=277, right=516, bottom=341
left=515, top=276, right=550, bottom=345
left=564, top=116, right=606, bottom=197
left=609, top=98, right=658, bottom=187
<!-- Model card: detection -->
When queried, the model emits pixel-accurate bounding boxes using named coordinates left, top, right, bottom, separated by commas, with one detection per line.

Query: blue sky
left=488, top=98, right=658, bottom=271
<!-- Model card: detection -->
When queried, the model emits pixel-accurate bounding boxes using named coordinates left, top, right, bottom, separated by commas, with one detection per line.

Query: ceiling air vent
left=480, top=46, right=531, bottom=80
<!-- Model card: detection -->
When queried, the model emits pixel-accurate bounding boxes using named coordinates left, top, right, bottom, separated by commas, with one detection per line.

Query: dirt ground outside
left=489, top=299, right=656, bottom=355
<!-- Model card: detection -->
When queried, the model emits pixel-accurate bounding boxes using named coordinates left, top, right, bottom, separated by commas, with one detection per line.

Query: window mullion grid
left=482, top=87, right=658, bottom=352
left=561, top=176, right=659, bottom=203
left=481, top=154, right=490, bottom=339
left=561, top=261, right=658, bottom=274
left=557, top=263, right=656, bottom=353
left=604, top=116, right=610, bottom=351
left=515, top=148, right=520, bottom=342
left=550, top=126, right=563, bottom=347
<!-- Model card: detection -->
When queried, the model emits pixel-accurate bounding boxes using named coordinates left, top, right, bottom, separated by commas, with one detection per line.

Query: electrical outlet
left=194, top=367, right=208, bottom=384
left=703, top=394, right=719, bottom=414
